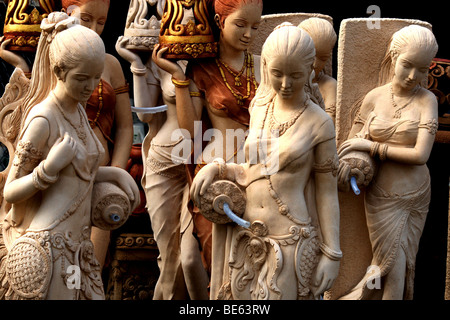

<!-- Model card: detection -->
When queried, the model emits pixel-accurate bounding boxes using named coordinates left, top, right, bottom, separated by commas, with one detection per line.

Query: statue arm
left=115, top=36, right=161, bottom=124
left=311, top=125, right=341, bottom=298
left=4, top=104, right=84, bottom=204
left=107, top=54, right=134, bottom=169
left=152, top=45, right=203, bottom=137
left=95, top=166, right=140, bottom=210
left=0, top=37, right=30, bottom=73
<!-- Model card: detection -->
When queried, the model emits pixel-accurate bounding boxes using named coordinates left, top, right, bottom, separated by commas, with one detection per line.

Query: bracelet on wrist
left=369, top=141, right=380, bottom=158
left=172, top=77, right=190, bottom=88
left=378, top=143, right=389, bottom=161
left=130, top=65, right=147, bottom=76
left=212, top=158, right=227, bottom=180
left=319, top=242, right=343, bottom=261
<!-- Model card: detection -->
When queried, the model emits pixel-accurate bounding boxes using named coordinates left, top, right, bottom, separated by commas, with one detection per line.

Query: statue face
left=393, top=46, right=431, bottom=91
left=267, top=54, right=312, bottom=101
left=218, top=3, right=262, bottom=52
left=70, top=0, right=109, bottom=36
left=60, top=57, right=104, bottom=103
left=313, top=51, right=331, bottom=76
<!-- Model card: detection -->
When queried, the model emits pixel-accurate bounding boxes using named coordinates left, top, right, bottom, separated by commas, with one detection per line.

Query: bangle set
left=212, top=158, right=227, bottom=180
left=32, top=161, right=59, bottom=190
left=369, top=141, right=389, bottom=161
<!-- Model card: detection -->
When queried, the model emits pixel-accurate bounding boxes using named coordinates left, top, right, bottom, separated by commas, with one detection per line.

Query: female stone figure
left=0, top=0, right=134, bottom=270
left=60, top=0, right=134, bottom=269
left=115, top=41, right=209, bottom=299
left=298, top=17, right=337, bottom=123
left=0, top=13, right=139, bottom=300
left=153, top=0, right=263, bottom=298
left=191, top=24, right=341, bottom=300
left=337, top=25, right=438, bottom=300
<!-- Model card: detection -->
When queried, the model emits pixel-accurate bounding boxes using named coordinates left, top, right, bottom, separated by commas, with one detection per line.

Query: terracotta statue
left=0, top=12, right=139, bottom=300
left=191, top=23, right=341, bottom=300
left=337, top=24, right=438, bottom=300
left=298, top=17, right=337, bottom=123
left=153, top=0, right=263, bottom=299
left=61, top=0, right=134, bottom=270
left=115, top=1, right=209, bottom=298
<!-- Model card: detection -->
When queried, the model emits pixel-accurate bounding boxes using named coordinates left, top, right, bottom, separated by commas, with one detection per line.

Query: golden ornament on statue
left=159, top=0, right=218, bottom=59
left=1, top=0, right=59, bottom=52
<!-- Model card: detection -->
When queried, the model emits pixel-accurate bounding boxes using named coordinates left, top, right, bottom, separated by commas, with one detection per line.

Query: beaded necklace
left=258, top=98, right=311, bottom=226
left=389, top=82, right=419, bottom=119
left=268, top=98, right=309, bottom=136
left=90, top=80, right=103, bottom=129
left=215, top=51, right=258, bottom=106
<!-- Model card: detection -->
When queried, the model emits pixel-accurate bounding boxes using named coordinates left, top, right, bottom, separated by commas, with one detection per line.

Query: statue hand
left=152, top=44, right=185, bottom=80
left=44, top=132, right=77, bottom=176
left=190, top=163, right=219, bottom=207
left=0, top=37, right=30, bottom=72
left=311, top=255, right=340, bottom=299
left=337, top=138, right=372, bottom=158
left=115, top=36, right=142, bottom=65
left=337, top=161, right=351, bottom=192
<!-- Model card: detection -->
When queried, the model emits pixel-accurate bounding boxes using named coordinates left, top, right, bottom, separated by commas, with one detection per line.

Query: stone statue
left=61, top=0, right=134, bottom=270
left=191, top=23, right=341, bottom=300
left=115, top=0, right=209, bottom=299
left=298, top=17, right=337, bottom=123
left=337, top=23, right=438, bottom=300
left=0, top=12, right=139, bottom=300
left=152, top=0, right=263, bottom=299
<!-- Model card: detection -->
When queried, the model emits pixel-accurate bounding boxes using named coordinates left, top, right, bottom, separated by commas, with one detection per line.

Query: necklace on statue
left=268, top=99, right=309, bottom=136
left=215, top=51, right=258, bottom=106
left=52, top=93, right=87, bottom=145
left=390, top=83, right=419, bottom=119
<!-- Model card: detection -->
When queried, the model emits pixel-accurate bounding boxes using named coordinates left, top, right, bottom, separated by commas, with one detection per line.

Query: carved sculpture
left=299, top=17, right=337, bottom=123
left=116, top=0, right=217, bottom=299
left=191, top=23, right=341, bottom=300
left=158, top=0, right=218, bottom=59
left=61, top=0, right=134, bottom=270
left=1, top=0, right=59, bottom=52
left=333, top=19, right=438, bottom=300
left=153, top=0, right=263, bottom=299
left=123, top=0, right=165, bottom=51
left=249, top=12, right=335, bottom=112
left=0, top=13, right=139, bottom=300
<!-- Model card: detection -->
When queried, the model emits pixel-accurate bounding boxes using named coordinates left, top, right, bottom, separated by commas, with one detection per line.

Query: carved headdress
left=159, top=0, right=218, bottom=59
left=1, top=0, right=60, bottom=52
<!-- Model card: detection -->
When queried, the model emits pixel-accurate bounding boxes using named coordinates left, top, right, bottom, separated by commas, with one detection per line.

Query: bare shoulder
left=104, top=53, right=126, bottom=87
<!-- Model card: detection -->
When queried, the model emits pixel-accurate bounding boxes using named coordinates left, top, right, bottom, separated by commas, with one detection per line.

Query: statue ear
left=391, top=51, right=399, bottom=66
left=54, top=65, right=66, bottom=81
left=214, top=14, right=222, bottom=29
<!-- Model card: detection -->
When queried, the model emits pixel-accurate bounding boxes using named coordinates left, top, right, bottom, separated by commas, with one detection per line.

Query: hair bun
left=274, top=22, right=294, bottom=31
left=41, top=12, right=79, bottom=42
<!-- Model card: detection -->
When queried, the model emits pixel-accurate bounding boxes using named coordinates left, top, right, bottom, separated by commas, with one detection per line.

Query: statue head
left=214, top=0, right=263, bottom=27
left=253, top=23, right=315, bottom=108
left=298, top=17, right=336, bottom=76
left=20, top=12, right=105, bottom=126
left=61, top=0, right=110, bottom=35
left=379, top=24, right=438, bottom=86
